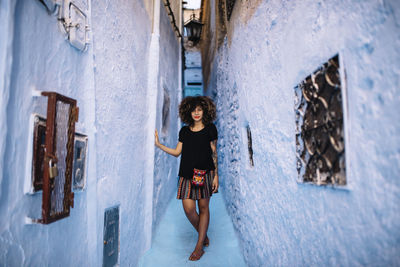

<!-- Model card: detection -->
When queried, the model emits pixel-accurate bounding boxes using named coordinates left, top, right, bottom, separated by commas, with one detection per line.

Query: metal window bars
left=40, top=92, right=79, bottom=224
left=294, top=55, right=346, bottom=186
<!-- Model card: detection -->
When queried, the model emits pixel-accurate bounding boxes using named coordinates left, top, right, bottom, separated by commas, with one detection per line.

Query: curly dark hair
left=179, top=96, right=217, bottom=126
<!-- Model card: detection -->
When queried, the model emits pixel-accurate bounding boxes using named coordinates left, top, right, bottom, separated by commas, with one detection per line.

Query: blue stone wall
left=206, top=0, right=400, bottom=266
left=91, top=1, right=153, bottom=265
left=152, top=1, right=181, bottom=236
left=0, top=0, right=181, bottom=266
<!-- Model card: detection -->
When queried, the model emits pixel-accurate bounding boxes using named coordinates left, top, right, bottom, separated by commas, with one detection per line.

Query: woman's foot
left=203, top=236, right=209, bottom=247
left=189, top=249, right=205, bottom=261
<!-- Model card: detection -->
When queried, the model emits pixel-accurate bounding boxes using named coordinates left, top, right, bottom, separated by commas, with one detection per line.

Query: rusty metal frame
left=41, top=92, right=79, bottom=224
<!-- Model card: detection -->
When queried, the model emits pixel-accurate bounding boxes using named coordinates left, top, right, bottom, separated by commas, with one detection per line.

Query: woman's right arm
left=155, top=130, right=182, bottom=157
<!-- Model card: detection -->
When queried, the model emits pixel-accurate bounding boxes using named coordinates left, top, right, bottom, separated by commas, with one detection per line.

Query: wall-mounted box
left=103, top=206, right=120, bottom=267
left=73, top=133, right=88, bottom=191
left=31, top=117, right=87, bottom=193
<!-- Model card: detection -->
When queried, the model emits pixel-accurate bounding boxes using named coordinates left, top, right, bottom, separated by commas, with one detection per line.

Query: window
left=36, top=92, right=79, bottom=224
left=246, top=125, right=254, bottom=167
left=32, top=115, right=47, bottom=192
left=161, top=87, right=171, bottom=135
left=294, top=55, right=346, bottom=186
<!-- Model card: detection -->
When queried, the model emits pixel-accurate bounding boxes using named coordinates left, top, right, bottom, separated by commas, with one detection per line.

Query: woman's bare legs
left=182, top=199, right=198, bottom=228
left=182, top=198, right=210, bottom=260
left=181, top=199, right=209, bottom=245
left=194, top=198, right=210, bottom=251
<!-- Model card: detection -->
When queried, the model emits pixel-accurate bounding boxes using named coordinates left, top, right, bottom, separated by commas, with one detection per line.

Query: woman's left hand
left=212, top=175, right=219, bottom=193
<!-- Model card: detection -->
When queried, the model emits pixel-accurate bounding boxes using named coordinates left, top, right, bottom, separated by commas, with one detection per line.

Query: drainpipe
left=143, top=0, right=161, bottom=252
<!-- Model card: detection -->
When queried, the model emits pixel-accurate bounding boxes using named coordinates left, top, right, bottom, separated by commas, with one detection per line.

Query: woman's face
left=191, top=106, right=203, bottom=123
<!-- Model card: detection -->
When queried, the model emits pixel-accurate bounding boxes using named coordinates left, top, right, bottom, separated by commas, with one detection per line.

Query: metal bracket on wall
left=37, top=0, right=90, bottom=51
left=59, top=0, right=90, bottom=51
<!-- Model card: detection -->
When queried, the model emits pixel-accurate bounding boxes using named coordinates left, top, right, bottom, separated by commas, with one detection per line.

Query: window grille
left=294, top=55, right=346, bottom=186
left=40, top=92, right=79, bottom=224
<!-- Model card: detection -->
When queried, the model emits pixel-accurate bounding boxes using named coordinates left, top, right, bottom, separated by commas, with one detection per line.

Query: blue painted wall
left=152, top=0, right=181, bottom=236
left=205, top=0, right=400, bottom=266
left=0, top=0, right=181, bottom=266
left=184, top=51, right=203, bottom=96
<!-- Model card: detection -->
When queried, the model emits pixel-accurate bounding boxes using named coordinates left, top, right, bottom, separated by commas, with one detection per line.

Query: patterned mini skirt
left=177, top=171, right=215, bottom=200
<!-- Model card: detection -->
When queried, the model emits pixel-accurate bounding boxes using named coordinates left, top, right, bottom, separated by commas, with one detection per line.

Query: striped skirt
left=177, top=171, right=215, bottom=200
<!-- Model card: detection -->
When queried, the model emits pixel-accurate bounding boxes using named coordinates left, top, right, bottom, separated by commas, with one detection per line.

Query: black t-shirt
left=178, top=123, right=218, bottom=179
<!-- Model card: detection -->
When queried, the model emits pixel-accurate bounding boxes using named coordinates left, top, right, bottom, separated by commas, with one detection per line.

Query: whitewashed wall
left=152, top=0, right=182, bottom=235
left=206, top=0, right=400, bottom=266
left=0, top=0, right=180, bottom=266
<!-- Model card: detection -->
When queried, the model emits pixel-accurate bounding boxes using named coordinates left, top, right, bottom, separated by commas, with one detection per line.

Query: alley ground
left=138, top=191, right=246, bottom=267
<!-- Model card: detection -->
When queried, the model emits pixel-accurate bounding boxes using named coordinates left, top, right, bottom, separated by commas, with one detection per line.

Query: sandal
left=189, top=250, right=204, bottom=261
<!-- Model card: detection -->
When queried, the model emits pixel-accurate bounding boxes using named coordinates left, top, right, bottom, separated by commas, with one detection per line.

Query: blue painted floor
left=138, top=191, right=246, bottom=267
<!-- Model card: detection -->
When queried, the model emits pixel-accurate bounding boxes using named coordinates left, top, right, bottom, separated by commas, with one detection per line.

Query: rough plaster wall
left=91, top=0, right=154, bottom=265
left=152, top=1, right=181, bottom=236
left=0, top=0, right=180, bottom=266
left=207, top=0, right=400, bottom=266
left=0, top=1, right=16, bottom=200
left=0, top=0, right=96, bottom=266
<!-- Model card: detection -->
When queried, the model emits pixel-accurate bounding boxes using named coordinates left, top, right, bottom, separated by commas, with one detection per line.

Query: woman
left=155, top=96, right=219, bottom=261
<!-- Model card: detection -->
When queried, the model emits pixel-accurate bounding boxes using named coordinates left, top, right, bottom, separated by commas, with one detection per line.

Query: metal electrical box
left=72, top=133, right=88, bottom=190
left=103, top=206, right=120, bottom=267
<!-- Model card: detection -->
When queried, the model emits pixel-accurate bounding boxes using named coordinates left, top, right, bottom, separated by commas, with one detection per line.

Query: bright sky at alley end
left=184, top=0, right=201, bottom=9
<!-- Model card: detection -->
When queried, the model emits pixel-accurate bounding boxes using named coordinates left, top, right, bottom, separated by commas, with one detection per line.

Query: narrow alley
left=0, top=0, right=399, bottom=266
left=138, top=191, right=246, bottom=266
